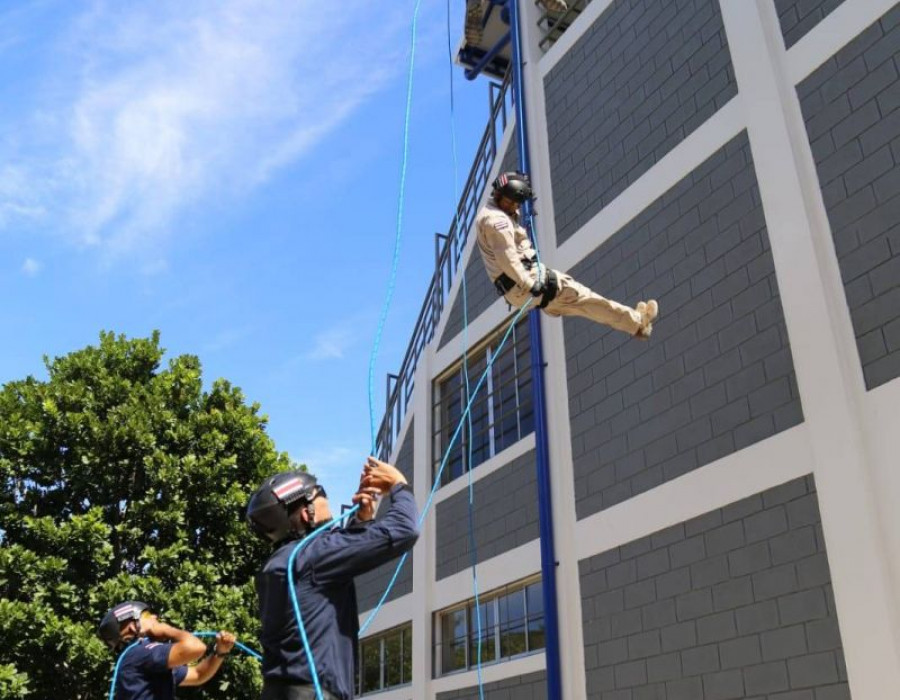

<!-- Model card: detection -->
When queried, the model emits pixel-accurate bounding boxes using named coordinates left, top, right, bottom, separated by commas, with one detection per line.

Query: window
left=433, top=578, right=545, bottom=676
left=433, top=318, right=534, bottom=486
left=358, top=624, right=412, bottom=695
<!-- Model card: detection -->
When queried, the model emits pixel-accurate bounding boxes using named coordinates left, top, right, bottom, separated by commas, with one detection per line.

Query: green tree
left=0, top=331, right=293, bottom=698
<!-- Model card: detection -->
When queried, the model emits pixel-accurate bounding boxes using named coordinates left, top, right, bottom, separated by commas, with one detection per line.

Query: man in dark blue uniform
left=98, top=600, right=235, bottom=699
left=247, top=456, right=419, bottom=700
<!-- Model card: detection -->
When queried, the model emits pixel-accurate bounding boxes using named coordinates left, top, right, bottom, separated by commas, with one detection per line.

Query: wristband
left=207, top=643, right=230, bottom=658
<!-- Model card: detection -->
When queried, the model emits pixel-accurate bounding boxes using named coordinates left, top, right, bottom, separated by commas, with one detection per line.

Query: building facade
left=356, top=1, right=900, bottom=698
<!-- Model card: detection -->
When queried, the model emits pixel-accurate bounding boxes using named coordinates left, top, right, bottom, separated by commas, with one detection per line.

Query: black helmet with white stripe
left=99, top=600, right=150, bottom=652
left=492, top=171, right=534, bottom=203
left=246, top=470, right=319, bottom=544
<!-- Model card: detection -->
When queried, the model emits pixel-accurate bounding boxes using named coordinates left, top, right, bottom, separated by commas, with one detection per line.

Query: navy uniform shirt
left=256, top=484, right=419, bottom=700
left=114, top=639, right=188, bottom=700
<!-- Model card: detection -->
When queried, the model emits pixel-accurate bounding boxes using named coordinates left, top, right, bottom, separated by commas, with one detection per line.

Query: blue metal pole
left=508, top=2, right=563, bottom=699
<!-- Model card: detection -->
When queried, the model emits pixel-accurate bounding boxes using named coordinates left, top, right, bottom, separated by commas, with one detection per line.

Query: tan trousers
left=503, top=269, right=642, bottom=335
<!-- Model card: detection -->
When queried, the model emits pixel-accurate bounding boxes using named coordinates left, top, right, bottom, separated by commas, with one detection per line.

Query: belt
left=493, top=267, right=559, bottom=309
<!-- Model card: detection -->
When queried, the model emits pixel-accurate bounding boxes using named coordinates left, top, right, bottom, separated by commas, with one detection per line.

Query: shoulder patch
left=493, top=218, right=509, bottom=231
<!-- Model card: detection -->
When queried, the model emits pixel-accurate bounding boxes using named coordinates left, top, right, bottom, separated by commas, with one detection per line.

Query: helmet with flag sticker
left=246, top=470, right=320, bottom=543
left=99, top=600, right=151, bottom=651
left=492, top=171, right=534, bottom=203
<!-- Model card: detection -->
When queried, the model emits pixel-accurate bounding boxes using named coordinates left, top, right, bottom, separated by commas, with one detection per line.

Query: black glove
left=530, top=280, right=545, bottom=297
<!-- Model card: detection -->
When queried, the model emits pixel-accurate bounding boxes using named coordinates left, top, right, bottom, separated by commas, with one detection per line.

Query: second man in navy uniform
left=247, top=456, right=419, bottom=700
left=98, top=600, right=235, bottom=699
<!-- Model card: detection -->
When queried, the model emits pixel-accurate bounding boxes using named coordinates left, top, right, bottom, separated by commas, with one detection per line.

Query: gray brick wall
left=435, top=449, right=538, bottom=580
left=397, top=418, right=415, bottom=489
left=798, top=5, right=900, bottom=390
left=357, top=425, right=415, bottom=612
left=438, top=251, right=500, bottom=351
left=436, top=671, right=546, bottom=700
left=544, top=0, right=737, bottom=245
left=565, top=131, right=804, bottom=520
left=580, top=475, right=851, bottom=699
left=775, top=0, right=848, bottom=50
left=500, top=130, right=519, bottom=175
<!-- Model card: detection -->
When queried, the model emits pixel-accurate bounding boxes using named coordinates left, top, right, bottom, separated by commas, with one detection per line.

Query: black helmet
left=492, top=171, right=534, bottom=203
left=99, top=600, right=150, bottom=651
left=246, top=470, right=319, bottom=543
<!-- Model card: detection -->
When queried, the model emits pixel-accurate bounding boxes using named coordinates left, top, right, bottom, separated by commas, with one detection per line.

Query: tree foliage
left=0, top=331, right=293, bottom=698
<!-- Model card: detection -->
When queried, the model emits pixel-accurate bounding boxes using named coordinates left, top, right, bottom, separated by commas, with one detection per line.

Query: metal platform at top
left=456, top=0, right=512, bottom=81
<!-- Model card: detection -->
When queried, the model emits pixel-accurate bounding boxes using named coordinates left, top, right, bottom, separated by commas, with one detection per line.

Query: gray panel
left=397, top=418, right=415, bottom=489
left=438, top=251, right=500, bottom=351
left=499, top=129, right=519, bottom=175
left=775, top=0, right=849, bottom=49
left=436, top=671, right=546, bottom=700
left=544, top=0, right=737, bottom=245
left=565, top=132, right=804, bottom=520
left=435, top=449, right=539, bottom=580
left=357, top=425, right=415, bottom=612
left=580, top=475, right=851, bottom=699
left=798, top=5, right=900, bottom=390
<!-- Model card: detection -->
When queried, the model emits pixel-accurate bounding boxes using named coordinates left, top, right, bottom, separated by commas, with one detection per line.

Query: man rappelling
left=476, top=171, right=659, bottom=339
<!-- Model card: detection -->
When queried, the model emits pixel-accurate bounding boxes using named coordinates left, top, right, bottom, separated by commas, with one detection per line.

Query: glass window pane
left=384, top=631, right=402, bottom=688
left=468, top=599, right=496, bottom=664
left=499, top=590, right=527, bottom=658
left=441, top=609, right=468, bottom=673
left=402, top=626, right=412, bottom=684
left=434, top=316, right=534, bottom=487
left=526, top=582, right=544, bottom=616
left=526, top=583, right=545, bottom=651
left=361, top=639, right=381, bottom=693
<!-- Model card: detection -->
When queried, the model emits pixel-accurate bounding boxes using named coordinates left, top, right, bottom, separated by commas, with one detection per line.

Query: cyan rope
left=287, top=506, right=361, bottom=700
left=359, top=298, right=533, bottom=637
left=107, top=641, right=140, bottom=700
left=192, top=631, right=262, bottom=661
left=447, top=0, right=485, bottom=693
left=367, top=0, right=424, bottom=454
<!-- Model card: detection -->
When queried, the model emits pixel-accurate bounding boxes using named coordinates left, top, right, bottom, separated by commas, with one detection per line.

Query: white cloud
left=21, top=258, right=43, bottom=276
left=0, top=0, right=413, bottom=256
left=305, top=326, right=356, bottom=361
left=0, top=166, right=46, bottom=226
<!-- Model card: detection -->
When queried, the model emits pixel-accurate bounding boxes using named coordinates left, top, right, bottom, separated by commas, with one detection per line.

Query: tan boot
left=633, top=300, right=659, bottom=341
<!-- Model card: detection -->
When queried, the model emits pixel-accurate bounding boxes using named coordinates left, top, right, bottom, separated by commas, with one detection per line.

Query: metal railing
left=375, top=73, right=514, bottom=460
left=536, top=0, right=593, bottom=52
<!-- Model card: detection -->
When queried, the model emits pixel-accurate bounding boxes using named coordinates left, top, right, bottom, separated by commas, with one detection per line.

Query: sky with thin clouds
left=0, top=0, right=490, bottom=502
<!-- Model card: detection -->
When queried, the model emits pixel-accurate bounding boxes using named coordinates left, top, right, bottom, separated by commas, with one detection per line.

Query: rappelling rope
left=298, top=1, right=545, bottom=696
left=367, top=0, right=424, bottom=454
left=358, top=298, right=532, bottom=641
left=447, top=0, right=485, bottom=694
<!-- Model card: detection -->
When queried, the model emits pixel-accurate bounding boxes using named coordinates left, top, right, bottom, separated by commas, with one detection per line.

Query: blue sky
left=0, top=0, right=490, bottom=504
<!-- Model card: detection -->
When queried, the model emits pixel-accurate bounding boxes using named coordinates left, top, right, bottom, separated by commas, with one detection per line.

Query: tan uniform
left=475, top=201, right=643, bottom=335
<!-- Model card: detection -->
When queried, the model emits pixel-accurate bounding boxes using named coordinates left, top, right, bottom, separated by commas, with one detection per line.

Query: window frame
left=432, top=317, right=534, bottom=487
left=433, top=575, right=545, bottom=677
left=358, top=622, right=413, bottom=695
